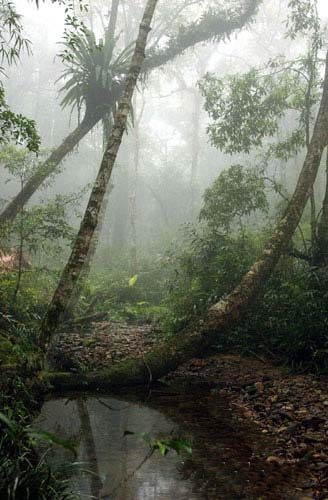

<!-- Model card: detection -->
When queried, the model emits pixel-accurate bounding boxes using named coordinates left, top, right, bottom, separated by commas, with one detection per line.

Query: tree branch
left=144, top=0, right=261, bottom=71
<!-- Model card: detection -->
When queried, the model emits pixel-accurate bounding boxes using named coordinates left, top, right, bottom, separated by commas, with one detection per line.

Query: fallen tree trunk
left=45, top=50, right=328, bottom=391
left=62, top=311, right=108, bottom=327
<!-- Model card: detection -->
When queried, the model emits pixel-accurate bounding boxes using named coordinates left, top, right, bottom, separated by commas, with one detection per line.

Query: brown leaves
left=51, top=320, right=159, bottom=371
left=168, top=354, right=328, bottom=499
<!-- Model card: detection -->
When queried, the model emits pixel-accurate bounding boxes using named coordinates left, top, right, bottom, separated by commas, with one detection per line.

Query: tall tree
left=40, top=0, right=159, bottom=347
left=313, top=148, right=328, bottom=265
left=0, top=0, right=260, bottom=228
left=129, top=94, right=145, bottom=275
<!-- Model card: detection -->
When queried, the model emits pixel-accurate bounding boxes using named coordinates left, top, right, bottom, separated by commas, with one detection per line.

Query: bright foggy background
left=2, top=0, right=328, bottom=269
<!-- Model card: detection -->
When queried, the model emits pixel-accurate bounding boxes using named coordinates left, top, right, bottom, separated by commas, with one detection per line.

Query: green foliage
left=0, top=268, right=59, bottom=322
left=259, top=266, right=328, bottom=371
left=0, top=145, right=84, bottom=254
left=0, top=144, right=85, bottom=303
left=163, top=163, right=268, bottom=333
left=0, top=1, right=40, bottom=152
left=266, top=128, right=305, bottom=162
left=200, top=164, right=268, bottom=232
left=0, top=379, right=76, bottom=500
left=59, top=0, right=89, bottom=65
left=12, top=198, right=76, bottom=255
left=0, top=411, right=76, bottom=457
left=199, top=69, right=289, bottom=154
left=0, top=0, right=31, bottom=72
left=128, top=274, right=138, bottom=287
left=286, top=0, right=321, bottom=48
left=0, top=148, right=77, bottom=248
left=199, top=0, right=322, bottom=161
left=0, top=318, right=76, bottom=499
left=0, top=430, right=71, bottom=499
left=74, top=251, right=171, bottom=323
left=0, top=87, right=40, bottom=152
left=0, top=320, right=41, bottom=370
left=76, top=264, right=168, bottom=324
left=124, top=430, right=192, bottom=457
left=199, top=54, right=323, bottom=160
left=216, top=263, right=328, bottom=372
left=0, top=145, right=47, bottom=181
left=190, top=0, right=327, bottom=373
left=164, top=224, right=260, bottom=333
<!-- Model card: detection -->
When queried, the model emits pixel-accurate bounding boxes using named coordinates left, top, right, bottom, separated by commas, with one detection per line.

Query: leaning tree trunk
left=190, top=89, right=201, bottom=217
left=313, top=148, right=328, bottom=266
left=0, top=109, right=102, bottom=229
left=46, top=51, right=328, bottom=390
left=64, top=183, right=113, bottom=319
left=108, top=0, right=120, bottom=40
left=76, top=400, right=104, bottom=497
left=129, top=94, right=145, bottom=275
left=40, top=0, right=159, bottom=348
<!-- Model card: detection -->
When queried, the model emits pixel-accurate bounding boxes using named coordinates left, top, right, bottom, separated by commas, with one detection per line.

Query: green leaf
left=128, top=274, right=138, bottom=287
left=0, top=411, right=17, bottom=434
left=154, top=441, right=169, bottom=456
left=124, top=431, right=192, bottom=457
left=123, top=430, right=152, bottom=445
left=166, top=439, right=193, bottom=455
left=28, top=430, right=77, bottom=457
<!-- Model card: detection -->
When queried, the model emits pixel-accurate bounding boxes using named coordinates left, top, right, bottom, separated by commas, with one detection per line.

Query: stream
left=37, top=386, right=299, bottom=499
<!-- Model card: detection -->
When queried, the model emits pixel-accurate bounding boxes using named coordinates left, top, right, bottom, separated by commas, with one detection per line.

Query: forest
left=1, top=0, right=328, bottom=498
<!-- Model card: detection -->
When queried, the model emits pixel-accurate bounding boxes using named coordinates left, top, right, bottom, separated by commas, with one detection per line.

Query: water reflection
left=38, top=396, right=196, bottom=499
left=37, top=389, right=300, bottom=499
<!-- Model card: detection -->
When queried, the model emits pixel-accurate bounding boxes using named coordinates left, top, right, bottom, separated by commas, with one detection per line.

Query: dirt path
left=51, top=320, right=159, bottom=370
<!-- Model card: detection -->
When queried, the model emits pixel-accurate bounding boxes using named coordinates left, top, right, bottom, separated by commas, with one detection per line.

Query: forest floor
left=167, top=355, right=328, bottom=500
left=52, top=319, right=158, bottom=369
left=53, top=320, right=328, bottom=499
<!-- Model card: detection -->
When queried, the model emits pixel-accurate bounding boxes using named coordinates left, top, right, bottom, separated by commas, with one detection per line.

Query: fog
left=1, top=0, right=328, bottom=283
left=1, top=0, right=326, bottom=270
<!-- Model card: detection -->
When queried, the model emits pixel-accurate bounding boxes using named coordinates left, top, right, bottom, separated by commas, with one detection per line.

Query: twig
left=96, top=398, right=131, bottom=412
left=107, top=448, right=155, bottom=498
left=245, top=349, right=267, bottom=364
left=142, top=353, right=153, bottom=385
left=63, top=312, right=108, bottom=327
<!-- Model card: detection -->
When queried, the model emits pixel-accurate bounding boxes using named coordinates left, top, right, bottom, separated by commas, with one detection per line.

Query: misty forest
left=2, top=0, right=328, bottom=498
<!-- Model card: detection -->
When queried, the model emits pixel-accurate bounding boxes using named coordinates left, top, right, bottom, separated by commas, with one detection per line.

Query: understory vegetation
left=0, top=319, right=76, bottom=499
left=1, top=201, right=328, bottom=372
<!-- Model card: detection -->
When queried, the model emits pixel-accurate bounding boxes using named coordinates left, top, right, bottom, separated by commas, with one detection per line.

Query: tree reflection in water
left=38, top=396, right=195, bottom=499
left=37, top=389, right=295, bottom=499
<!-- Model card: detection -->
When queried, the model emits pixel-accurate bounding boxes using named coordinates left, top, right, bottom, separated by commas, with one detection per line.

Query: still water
left=37, top=387, right=299, bottom=499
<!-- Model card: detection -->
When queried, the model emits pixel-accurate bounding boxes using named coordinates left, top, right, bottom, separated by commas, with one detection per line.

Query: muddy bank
left=166, top=354, right=328, bottom=500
